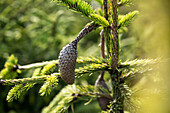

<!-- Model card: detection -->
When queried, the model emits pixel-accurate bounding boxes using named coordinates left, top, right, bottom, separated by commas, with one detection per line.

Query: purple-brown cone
left=59, top=41, right=77, bottom=84
left=95, top=72, right=112, bottom=110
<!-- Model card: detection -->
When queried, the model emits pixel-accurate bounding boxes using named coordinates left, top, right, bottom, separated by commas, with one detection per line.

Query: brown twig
left=72, top=23, right=99, bottom=43
left=103, top=0, right=108, bottom=20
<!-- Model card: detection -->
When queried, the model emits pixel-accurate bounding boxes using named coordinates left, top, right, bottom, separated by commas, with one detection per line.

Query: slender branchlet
left=95, top=29, right=112, bottom=111
left=100, top=30, right=105, bottom=59
left=0, top=76, right=48, bottom=85
left=103, top=0, right=108, bottom=20
left=72, top=23, right=99, bottom=43
left=109, top=0, right=119, bottom=70
left=103, top=0, right=111, bottom=61
left=0, top=63, right=109, bottom=86
left=17, top=56, right=106, bottom=70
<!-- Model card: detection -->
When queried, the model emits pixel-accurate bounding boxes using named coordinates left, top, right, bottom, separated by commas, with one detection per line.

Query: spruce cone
left=95, top=72, right=112, bottom=111
left=58, top=41, right=77, bottom=84
left=58, top=23, right=97, bottom=84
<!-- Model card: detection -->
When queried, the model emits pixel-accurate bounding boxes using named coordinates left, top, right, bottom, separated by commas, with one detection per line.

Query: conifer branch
left=0, top=59, right=159, bottom=86
left=95, top=0, right=132, bottom=8
left=103, top=0, right=110, bottom=63
left=75, top=63, right=109, bottom=77
left=103, top=0, right=108, bottom=20
left=18, top=61, right=58, bottom=70
left=39, top=75, right=59, bottom=96
left=119, top=58, right=160, bottom=68
left=0, top=75, right=52, bottom=85
left=120, top=84, right=140, bottom=113
left=41, top=63, right=56, bottom=75
left=119, top=58, right=160, bottom=80
left=72, top=22, right=99, bottom=43
left=42, top=84, right=112, bottom=113
left=89, top=14, right=109, bottom=27
left=108, top=0, right=119, bottom=70
left=108, top=0, right=124, bottom=112
left=18, top=56, right=106, bottom=70
left=0, top=55, right=21, bottom=79
left=78, top=56, right=107, bottom=64
left=76, top=85, right=111, bottom=99
left=118, top=0, right=132, bottom=7
left=0, top=63, right=109, bottom=85
left=53, top=0, right=109, bottom=27
left=7, top=83, right=35, bottom=102
left=118, top=10, right=139, bottom=29
left=42, top=85, right=77, bottom=113
left=53, top=0, right=94, bottom=17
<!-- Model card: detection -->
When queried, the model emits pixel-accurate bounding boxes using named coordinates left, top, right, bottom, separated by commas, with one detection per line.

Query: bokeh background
left=0, top=0, right=169, bottom=113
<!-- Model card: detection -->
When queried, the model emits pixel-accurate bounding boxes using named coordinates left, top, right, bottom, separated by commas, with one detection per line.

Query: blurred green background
left=0, top=0, right=169, bottom=113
